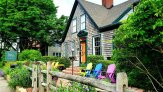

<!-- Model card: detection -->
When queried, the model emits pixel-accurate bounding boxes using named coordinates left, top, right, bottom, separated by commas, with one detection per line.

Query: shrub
left=16, top=61, right=27, bottom=66
left=18, top=49, right=42, bottom=61
left=2, top=61, right=26, bottom=76
left=57, top=57, right=70, bottom=68
left=41, top=56, right=70, bottom=68
left=0, top=51, right=6, bottom=68
left=97, top=60, right=115, bottom=71
left=42, top=56, right=59, bottom=63
left=8, top=67, right=32, bottom=89
left=56, top=81, right=95, bottom=92
left=2, top=62, right=16, bottom=75
left=87, top=55, right=104, bottom=68
left=0, top=61, right=5, bottom=68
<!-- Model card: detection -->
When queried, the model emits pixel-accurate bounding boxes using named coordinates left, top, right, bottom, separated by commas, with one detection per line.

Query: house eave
left=99, top=22, right=122, bottom=32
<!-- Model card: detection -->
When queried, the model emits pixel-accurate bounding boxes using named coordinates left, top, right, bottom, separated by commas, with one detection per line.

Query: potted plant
left=8, top=67, right=32, bottom=91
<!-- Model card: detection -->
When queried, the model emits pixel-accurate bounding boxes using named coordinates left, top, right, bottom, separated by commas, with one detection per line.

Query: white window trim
left=72, top=18, right=77, bottom=33
left=93, top=35, right=101, bottom=55
left=80, top=14, right=86, bottom=30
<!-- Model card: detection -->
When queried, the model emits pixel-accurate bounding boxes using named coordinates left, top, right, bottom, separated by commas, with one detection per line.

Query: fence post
left=38, top=63, right=44, bottom=92
left=32, top=64, right=37, bottom=92
left=47, top=62, right=52, bottom=92
left=116, top=72, right=128, bottom=92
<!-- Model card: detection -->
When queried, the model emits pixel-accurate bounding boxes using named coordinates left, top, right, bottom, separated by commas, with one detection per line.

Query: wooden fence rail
left=25, top=61, right=133, bottom=92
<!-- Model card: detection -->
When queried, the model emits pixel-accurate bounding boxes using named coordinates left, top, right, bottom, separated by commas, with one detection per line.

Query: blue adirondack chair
left=89, top=63, right=103, bottom=78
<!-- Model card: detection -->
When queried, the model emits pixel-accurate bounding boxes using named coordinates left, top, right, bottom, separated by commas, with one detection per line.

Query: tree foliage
left=0, top=0, right=67, bottom=51
left=112, top=0, right=163, bottom=91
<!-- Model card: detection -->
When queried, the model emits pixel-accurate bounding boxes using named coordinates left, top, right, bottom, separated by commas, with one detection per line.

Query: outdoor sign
left=5, top=51, right=17, bottom=61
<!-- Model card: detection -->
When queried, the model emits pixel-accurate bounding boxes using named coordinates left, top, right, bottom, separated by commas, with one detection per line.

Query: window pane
left=59, top=53, right=61, bottom=57
left=94, top=36, right=101, bottom=55
left=53, top=52, right=56, bottom=56
left=72, top=19, right=76, bottom=33
left=81, top=15, right=85, bottom=23
left=81, top=14, right=85, bottom=30
left=73, top=19, right=76, bottom=26
left=81, top=22, right=85, bottom=30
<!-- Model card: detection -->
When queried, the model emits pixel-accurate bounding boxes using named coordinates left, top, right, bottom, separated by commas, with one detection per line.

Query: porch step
left=62, top=70, right=80, bottom=75
left=62, top=66, right=81, bottom=75
left=65, top=67, right=81, bottom=72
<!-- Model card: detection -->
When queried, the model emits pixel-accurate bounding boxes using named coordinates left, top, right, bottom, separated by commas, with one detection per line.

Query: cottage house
left=61, top=0, right=139, bottom=65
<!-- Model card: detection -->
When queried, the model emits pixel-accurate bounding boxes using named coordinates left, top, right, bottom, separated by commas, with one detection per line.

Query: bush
left=0, top=51, right=6, bottom=68
left=41, top=56, right=70, bottom=68
left=8, top=67, right=32, bottom=89
left=0, top=61, right=5, bottom=68
left=2, top=62, right=16, bottom=75
left=18, top=49, right=42, bottom=61
left=56, top=81, right=95, bottom=92
left=2, top=61, right=26, bottom=75
left=87, top=55, right=104, bottom=68
left=42, top=56, right=59, bottom=63
left=97, top=60, right=115, bottom=71
left=57, top=57, right=71, bottom=68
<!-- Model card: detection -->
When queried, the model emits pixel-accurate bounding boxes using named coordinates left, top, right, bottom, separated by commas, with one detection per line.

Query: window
left=72, top=19, right=77, bottom=33
left=80, top=14, right=86, bottom=30
left=53, top=52, right=61, bottom=57
left=93, top=36, right=101, bottom=55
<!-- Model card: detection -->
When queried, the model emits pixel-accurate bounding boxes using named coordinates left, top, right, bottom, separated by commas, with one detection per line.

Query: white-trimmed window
left=53, top=52, right=61, bottom=57
left=72, top=19, right=77, bottom=33
left=80, top=14, right=86, bottom=30
left=93, top=36, right=101, bottom=55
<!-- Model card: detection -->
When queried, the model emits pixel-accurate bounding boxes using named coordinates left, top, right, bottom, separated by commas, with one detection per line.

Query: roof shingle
left=79, top=0, right=137, bottom=27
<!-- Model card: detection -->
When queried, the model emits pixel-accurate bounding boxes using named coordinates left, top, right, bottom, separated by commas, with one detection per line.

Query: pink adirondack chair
left=98, top=64, right=116, bottom=83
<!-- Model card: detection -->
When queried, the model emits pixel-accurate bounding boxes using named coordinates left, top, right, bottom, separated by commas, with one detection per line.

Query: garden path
left=0, top=77, right=12, bottom=92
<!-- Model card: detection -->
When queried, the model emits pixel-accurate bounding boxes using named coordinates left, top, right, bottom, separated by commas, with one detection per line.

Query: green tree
left=112, top=0, right=163, bottom=91
left=0, top=0, right=67, bottom=54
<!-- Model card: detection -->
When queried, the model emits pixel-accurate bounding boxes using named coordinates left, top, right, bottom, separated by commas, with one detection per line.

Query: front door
left=81, top=41, right=86, bottom=63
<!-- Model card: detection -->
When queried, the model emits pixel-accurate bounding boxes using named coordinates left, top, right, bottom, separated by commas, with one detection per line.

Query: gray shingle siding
left=101, top=30, right=114, bottom=59
left=62, top=3, right=113, bottom=60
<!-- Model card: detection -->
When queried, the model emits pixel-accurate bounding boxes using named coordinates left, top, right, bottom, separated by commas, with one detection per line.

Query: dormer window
left=80, top=14, right=86, bottom=30
left=72, top=18, right=77, bottom=33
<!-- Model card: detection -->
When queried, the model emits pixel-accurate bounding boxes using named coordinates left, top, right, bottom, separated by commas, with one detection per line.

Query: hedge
left=87, top=55, right=115, bottom=70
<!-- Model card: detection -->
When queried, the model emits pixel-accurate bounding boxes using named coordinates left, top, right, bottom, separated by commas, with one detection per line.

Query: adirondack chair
left=52, top=62, right=58, bottom=68
left=98, top=64, right=116, bottom=83
left=80, top=63, right=93, bottom=77
left=90, top=63, right=103, bottom=78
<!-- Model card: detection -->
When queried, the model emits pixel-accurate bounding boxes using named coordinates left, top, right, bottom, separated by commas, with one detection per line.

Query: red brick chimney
left=102, top=0, right=113, bottom=9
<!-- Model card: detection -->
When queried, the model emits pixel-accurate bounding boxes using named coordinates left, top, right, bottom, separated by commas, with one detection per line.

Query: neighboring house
left=48, top=43, right=62, bottom=57
left=61, top=0, right=139, bottom=64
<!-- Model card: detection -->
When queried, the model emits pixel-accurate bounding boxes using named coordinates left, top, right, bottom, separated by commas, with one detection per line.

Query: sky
left=53, top=0, right=127, bottom=17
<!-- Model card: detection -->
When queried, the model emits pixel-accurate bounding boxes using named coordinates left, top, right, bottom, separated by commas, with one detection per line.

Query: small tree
left=112, top=0, right=163, bottom=91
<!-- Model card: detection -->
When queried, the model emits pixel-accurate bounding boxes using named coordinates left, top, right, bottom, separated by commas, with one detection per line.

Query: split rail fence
left=24, top=61, right=134, bottom=92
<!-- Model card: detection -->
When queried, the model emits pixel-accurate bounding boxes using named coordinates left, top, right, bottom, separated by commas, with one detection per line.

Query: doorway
left=80, top=41, right=86, bottom=63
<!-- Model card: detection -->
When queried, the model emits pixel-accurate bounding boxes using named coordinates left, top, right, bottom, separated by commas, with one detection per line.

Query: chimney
left=102, top=0, right=113, bottom=9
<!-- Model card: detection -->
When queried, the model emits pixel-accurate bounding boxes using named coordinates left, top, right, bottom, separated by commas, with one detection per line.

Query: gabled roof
left=61, top=0, right=139, bottom=43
